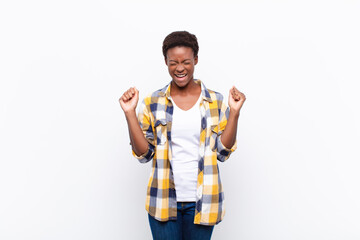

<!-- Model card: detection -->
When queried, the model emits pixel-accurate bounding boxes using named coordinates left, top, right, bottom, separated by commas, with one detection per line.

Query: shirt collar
left=158, top=79, right=213, bottom=103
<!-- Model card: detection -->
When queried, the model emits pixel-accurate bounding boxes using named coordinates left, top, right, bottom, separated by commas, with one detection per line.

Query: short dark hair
left=162, top=31, right=199, bottom=59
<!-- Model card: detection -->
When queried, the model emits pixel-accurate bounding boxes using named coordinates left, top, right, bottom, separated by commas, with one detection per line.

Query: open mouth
left=174, top=73, right=187, bottom=78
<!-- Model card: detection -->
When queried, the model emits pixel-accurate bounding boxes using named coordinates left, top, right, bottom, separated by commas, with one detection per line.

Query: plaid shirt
left=133, top=80, right=237, bottom=225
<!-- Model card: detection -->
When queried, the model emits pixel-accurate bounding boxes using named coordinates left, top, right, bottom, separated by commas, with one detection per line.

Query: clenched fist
left=119, top=87, right=139, bottom=113
left=228, top=86, right=246, bottom=113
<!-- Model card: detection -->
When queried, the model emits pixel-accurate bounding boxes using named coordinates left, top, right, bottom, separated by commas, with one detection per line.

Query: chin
left=172, top=76, right=193, bottom=87
left=172, top=80, right=190, bottom=88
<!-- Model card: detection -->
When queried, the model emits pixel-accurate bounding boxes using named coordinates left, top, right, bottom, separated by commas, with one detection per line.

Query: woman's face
left=165, top=46, right=198, bottom=88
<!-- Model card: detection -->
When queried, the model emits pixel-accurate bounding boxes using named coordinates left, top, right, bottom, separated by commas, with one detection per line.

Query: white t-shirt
left=170, top=94, right=202, bottom=202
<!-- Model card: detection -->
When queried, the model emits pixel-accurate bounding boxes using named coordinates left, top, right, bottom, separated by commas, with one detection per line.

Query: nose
left=176, top=63, right=185, bottom=72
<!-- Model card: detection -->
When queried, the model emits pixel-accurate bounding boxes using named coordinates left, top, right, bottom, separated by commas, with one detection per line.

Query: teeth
left=176, top=74, right=186, bottom=77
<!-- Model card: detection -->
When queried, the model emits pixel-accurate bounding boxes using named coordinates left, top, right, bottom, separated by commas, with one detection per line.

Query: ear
left=194, top=56, right=198, bottom=65
left=164, top=57, right=168, bottom=66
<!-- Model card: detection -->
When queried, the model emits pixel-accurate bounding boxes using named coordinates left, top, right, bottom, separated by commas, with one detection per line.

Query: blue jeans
left=148, top=202, right=214, bottom=240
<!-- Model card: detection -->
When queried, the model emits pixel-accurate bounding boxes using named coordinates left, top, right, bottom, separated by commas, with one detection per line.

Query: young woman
left=119, top=31, right=246, bottom=240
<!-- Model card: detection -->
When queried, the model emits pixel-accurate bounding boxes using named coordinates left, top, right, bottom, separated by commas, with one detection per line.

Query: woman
left=119, top=31, right=246, bottom=240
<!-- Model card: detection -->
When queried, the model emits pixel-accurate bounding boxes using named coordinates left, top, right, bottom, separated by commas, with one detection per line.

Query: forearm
left=220, top=109, right=239, bottom=149
left=124, top=110, right=149, bottom=156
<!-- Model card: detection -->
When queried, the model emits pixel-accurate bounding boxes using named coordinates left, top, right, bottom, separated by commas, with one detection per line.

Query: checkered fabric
left=132, top=79, right=237, bottom=225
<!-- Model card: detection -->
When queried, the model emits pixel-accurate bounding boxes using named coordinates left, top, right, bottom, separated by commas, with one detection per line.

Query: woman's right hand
left=119, top=87, right=139, bottom=113
left=119, top=87, right=149, bottom=157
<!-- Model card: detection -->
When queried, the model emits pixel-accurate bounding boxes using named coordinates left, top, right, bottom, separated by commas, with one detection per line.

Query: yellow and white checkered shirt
left=133, top=80, right=237, bottom=226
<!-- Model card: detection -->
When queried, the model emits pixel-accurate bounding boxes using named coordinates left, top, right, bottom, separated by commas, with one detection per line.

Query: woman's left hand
left=228, top=86, right=246, bottom=113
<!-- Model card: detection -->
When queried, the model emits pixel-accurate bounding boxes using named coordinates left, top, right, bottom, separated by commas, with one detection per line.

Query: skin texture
left=119, top=46, right=246, bottom=155
left=166, top=46, right=201, bottom=110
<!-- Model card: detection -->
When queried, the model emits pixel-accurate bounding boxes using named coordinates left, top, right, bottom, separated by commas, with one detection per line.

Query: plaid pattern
left=133, top=80, right=237, bottom=225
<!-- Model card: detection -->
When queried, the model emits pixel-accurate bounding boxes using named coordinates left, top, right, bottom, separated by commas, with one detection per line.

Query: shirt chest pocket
left=154, top=119, right=167, bottom=145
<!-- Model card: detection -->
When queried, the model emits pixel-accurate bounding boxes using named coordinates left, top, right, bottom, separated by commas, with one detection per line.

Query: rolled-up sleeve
left=131, top=99, right=155, bottom=163
left=216, top=104, right=237, bottom=162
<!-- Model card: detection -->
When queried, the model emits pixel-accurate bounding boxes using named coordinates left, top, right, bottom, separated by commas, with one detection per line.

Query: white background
left=1, top=0, right=360, bottom=239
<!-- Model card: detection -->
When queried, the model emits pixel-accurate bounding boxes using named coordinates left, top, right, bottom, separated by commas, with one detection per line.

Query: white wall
left=1, top=1, right=359, bottom=239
